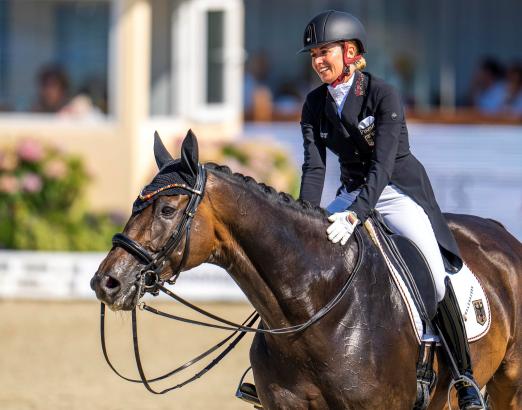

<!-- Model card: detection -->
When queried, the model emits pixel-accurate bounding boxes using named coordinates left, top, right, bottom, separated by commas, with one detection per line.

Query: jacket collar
left=340, top=70, right=367, bottom=126
left=324, top=70, right=367, bottom=128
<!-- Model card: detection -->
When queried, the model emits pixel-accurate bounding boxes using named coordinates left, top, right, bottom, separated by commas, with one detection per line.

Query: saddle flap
left=369, top=212, right=438, bottom=320
left=390, top=234, right=438, bottom=319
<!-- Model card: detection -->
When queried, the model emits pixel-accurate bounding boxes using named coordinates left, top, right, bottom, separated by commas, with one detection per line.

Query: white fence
left=0, top=251, right=246, bottom=301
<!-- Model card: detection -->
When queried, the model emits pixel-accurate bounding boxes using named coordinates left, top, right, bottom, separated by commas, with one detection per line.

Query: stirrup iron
left=235, top=367, right=263, bottom=408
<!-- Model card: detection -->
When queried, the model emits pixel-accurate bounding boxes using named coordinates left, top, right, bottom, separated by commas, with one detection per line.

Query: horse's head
left=90, top=130, right=216, bottom=310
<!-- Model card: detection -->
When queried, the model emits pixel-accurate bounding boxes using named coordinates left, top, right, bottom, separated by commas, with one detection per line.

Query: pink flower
left=0, top=175, right=19, bottom=194
left=44, top=159, right=67, bottom=180
left=20, top=173, right=43, bottom=193
left=0, top=150, right=19, bottom=171
left=17, top=139, right=44, bottom=163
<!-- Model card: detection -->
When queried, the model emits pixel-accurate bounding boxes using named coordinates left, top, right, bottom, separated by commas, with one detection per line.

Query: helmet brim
left=297, top=40, right=366, bottom=55
left=296, top=40, right=340, bottom=55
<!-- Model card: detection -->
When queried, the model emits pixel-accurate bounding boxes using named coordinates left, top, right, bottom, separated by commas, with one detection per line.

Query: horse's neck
left=206, top=171, right=354, bottom=329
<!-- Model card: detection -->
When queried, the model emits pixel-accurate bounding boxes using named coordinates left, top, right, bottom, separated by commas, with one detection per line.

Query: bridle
left=111, top=163, right=207, bottom=297
left=100, top=162, right=365, bottom=394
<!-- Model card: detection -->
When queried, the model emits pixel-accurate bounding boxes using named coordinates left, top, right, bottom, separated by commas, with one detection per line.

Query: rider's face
left=310, top=43, right=344, bottom=84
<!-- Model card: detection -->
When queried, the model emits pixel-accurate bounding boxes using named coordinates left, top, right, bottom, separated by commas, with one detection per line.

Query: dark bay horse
left=91, top=131, right=521, bottom=409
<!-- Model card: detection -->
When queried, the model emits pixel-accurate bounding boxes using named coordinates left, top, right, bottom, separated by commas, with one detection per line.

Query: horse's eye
left=161, top=205, right=176, bottom=217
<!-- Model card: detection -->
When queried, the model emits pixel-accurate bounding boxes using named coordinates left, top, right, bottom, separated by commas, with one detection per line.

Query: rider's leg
left=375, top=185, right=446, bottom=301
left=435, top=278, right=484, bottom=409
left=375, top=185, right=484, bottom=410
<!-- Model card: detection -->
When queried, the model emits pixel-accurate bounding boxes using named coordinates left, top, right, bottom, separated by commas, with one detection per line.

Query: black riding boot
left=434, top=277, right=484, bottom=410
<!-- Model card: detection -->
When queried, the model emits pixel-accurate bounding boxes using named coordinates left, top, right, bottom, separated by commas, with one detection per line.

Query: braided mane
left=205, top=163, right=327, bottom=218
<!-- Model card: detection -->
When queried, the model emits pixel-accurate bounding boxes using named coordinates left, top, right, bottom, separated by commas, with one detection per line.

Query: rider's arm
left=299, top=98, right=327, bottom=207
left=348, top=84, right=404, bottom=222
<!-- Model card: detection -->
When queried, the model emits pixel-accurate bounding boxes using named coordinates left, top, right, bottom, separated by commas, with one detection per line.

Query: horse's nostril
left=106, top=276, right=120, bottom=289
left=101, top=275, right=121, bottom=295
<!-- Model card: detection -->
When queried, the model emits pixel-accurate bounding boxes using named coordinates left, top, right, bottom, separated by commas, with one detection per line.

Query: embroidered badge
left=354, top=74, right=367, bottom=97
left=360, top=123, right=375, bottom=146
left=358, top=116, right=375, bottom=147
left=472, top=299, right=487, bottom=326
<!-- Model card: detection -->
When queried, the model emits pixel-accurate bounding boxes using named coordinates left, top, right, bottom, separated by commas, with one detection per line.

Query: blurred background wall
left=0, top=0, right=521, bottom=291
left=0, top=0, right=245, bottom=213
left=244, top=0, right=522, bottom=120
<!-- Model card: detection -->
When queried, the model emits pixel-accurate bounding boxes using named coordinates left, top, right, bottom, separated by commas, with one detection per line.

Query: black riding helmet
left=299, top=10, right=366, bottom=54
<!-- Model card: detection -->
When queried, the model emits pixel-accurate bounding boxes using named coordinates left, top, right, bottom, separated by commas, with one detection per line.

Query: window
left=150, top=0, right=178, bottom=116
left=150, top=0, right=243, bottom=122
left=0, top=1, right=8, bottom=107
left=0, top=1, right=111, bottom=119
left=206, top=10, right=225, bottom=104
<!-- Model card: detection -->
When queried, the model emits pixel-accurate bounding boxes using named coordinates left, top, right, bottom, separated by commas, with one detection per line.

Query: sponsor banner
left=0, top=251, right=246, bottom=301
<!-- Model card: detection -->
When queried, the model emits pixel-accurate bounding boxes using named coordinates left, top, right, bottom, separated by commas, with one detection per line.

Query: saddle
left=369, top=211, right=437, bottom=321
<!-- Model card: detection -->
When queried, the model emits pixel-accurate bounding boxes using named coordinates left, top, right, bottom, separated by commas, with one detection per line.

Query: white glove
left=326, top=211, right=359, bottom=245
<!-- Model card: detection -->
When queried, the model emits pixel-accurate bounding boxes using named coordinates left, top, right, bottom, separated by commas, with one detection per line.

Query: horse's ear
left=153, top=131, right=174, bottom=169
left=181, top=129, right=199, bottom=176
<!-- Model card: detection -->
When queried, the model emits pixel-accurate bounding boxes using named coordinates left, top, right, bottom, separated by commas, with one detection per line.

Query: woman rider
left=298, top=10, right=483, bottom=410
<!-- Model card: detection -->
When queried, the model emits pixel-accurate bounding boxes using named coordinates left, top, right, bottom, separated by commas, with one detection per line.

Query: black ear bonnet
left=132, top=130, right=199, bottom=214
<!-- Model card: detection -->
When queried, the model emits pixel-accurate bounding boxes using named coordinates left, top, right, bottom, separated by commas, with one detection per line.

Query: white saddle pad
left=448, top=265, right=491, bottom=342
left=365, top=221, right=491, bottom=344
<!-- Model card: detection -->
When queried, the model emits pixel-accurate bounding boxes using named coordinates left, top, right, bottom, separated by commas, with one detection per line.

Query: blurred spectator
left=273, top=81, right=303, bottom=117
left=469, top=57, right=507, bottom=114
left=503, top=62, right=522, bottom=116
left=32, top=63, right=104, bottom=119
left=32, top=64, right=70, bottom=113
left=244, top=50, right=273, bottom=121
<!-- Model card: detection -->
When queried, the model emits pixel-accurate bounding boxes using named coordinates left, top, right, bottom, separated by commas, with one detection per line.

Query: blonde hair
left=353, top=56, right=367, bottom=72
left=345, top=40, right=367, bottom=72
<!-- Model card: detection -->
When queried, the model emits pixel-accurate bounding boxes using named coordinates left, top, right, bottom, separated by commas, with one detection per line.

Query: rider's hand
left=326, top=211, right=359, bottom=245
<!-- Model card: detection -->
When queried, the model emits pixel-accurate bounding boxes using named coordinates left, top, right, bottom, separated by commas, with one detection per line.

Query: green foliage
left=0, top=139, right=122, bottom=250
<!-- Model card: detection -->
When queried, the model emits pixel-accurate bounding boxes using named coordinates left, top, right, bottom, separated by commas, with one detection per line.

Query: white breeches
left=327, top=184, right=447, bottom=301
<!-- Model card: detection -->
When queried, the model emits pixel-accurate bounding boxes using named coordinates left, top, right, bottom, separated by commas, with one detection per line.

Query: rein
left=100, top=302, right=259, bottom=393
left=101, top=163, right=365, bottom=393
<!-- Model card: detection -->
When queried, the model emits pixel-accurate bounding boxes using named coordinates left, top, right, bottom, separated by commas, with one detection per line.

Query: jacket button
left=354, top=150, right=359, bottom=156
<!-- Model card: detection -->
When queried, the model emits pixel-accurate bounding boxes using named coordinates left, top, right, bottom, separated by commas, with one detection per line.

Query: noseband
left=111, top=164, right=207, bottom=296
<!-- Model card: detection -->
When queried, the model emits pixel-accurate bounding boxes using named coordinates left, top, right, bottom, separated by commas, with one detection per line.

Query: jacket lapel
left=324, top=91, right=340, bottom=128
left=340, top=70, right=366, bottom=129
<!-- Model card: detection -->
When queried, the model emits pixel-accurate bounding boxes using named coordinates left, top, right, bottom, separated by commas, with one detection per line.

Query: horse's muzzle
left=91, top=272, right=139, bottom=311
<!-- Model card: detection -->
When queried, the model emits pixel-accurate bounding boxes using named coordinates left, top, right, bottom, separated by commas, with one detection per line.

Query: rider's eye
left=161, top=206, right=176, bottom=217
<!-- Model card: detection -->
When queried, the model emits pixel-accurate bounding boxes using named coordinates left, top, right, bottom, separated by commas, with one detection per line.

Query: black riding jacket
left=299, top=70, right=462, bottom=271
